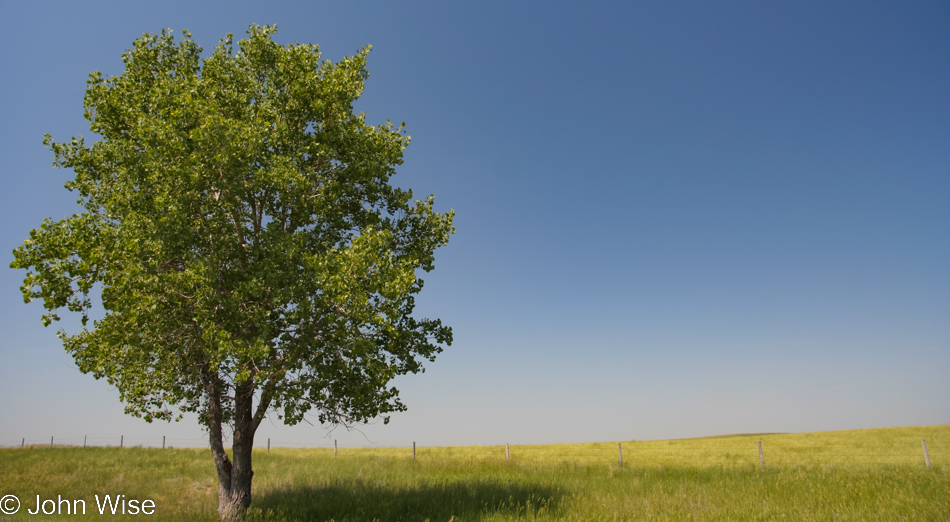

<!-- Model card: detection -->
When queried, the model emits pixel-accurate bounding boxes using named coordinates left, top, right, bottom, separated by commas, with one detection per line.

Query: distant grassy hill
left=1, top=424, right=946, bottom=521
left=391, top=423, right=949, bottom=469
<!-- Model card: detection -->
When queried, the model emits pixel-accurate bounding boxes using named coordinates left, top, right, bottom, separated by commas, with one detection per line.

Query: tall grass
left=1, top=425, right=946, bottom=521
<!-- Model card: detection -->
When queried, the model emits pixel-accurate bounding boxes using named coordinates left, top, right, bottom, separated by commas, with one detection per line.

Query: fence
left=2, top=435, right=944, bottom=470
left=4, top=435, right=209, bottom=450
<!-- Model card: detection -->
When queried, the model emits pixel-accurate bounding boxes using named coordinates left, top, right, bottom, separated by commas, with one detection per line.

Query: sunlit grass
left=330, top=423, right=949, bottom=469
left=0, top=446, right=219, bottom=520
left=0, top=425, right=946, bottom=520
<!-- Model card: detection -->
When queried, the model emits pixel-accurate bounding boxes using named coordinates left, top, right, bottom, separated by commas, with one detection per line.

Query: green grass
left=1, top=425, right=947, bottom=521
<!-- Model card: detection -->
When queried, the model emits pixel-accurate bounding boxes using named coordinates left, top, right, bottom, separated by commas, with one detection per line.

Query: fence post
left=51, top=436, right=54, bottom=448
left=922, top=439, right=931, bottom=469
left=120, top=435, right=124, bottom=448
left=22, top=438, right=25, bottom=448
left=413, top=441, right=416, bottom=460
left=506, top=443, right=510, bottom=462
left=267, top=438, right=270, bottom=453
left=758, top=441, right=765, bottom=470
left=618, top=443, right=623, bottom=467
left=334, top=439, right=338, bottom=457
left=163, top=436, right=166, bottom=449
left=84, top=435, right=87, bottom=448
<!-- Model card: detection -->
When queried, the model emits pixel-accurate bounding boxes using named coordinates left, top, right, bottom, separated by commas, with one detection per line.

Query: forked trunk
left=218, top=426, right=255, bottom=520
left=207, top=380, right=260, bottom=521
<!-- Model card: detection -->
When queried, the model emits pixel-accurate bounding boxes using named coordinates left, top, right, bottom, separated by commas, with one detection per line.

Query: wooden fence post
left=334, top=439, right=338, bottom=457
left=120, top=435, right=124, bottom=448
left=758, top=441, right=765, bottom=470
left=618, top=443, right=623, bottom=467
left=50, top=436, right=54, bottom=448
left=413, top=441, right=416, bottom=460
left=84, top=435, right=87, bottom=448
left=922, top=439, right=931, bottom=469
left=506, top=443, right=510, bottom=462
left=267, top=438, right=270, bottom=453
left=22, top=438, right=25, bottom=448
left=162, top=436, right=166, bottom=449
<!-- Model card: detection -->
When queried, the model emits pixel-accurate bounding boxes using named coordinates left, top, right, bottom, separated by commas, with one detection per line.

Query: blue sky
left=1, top=1, right=947, bottom=449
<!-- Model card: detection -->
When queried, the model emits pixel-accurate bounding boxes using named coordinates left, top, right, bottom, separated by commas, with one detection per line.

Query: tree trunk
left=224, top=381, right=257, bottom=520
left=204, top=376, right=256, bottom=521
left=211, top=380, right=264, bottom=521
left=217, top=445, right=253, bottom=521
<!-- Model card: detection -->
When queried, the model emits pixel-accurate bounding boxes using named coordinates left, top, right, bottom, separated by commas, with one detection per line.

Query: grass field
left=1, top=425, right=947, bottom=521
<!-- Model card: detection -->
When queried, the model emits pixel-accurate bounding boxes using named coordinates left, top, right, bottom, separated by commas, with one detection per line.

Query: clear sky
left=1, top=1, right=947, bottom=449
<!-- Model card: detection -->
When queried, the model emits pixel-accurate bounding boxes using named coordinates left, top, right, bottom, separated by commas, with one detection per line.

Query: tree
left=11, top=25, right=454, bottom=520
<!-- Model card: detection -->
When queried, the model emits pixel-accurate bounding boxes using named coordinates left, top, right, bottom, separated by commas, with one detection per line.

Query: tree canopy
left=11, top=24, right=454, bottom=519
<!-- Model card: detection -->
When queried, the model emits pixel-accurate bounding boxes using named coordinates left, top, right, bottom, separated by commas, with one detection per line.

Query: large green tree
left=11, top=25, right=453, bottom=520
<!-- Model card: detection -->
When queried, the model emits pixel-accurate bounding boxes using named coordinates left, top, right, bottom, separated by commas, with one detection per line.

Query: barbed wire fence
left=1, top=435, right=943, bottom=470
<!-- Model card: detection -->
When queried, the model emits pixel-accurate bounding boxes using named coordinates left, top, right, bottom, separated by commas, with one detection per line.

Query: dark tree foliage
left=11, top=25, right=454, bottom=520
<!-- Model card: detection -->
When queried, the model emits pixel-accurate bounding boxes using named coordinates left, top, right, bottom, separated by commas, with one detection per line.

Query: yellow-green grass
left=0, top=425, right=947, bottom=521
left=306, top=424, right=950, bottom=469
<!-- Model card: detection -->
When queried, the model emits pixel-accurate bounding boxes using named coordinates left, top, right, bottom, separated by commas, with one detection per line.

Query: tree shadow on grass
left=248, top=480, right=563, bottom=522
